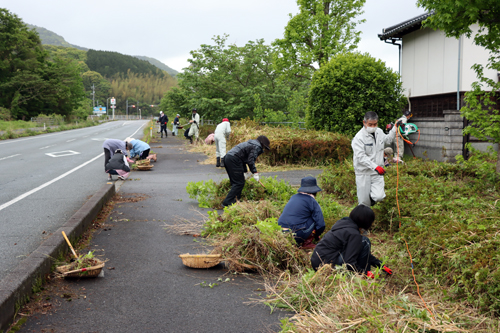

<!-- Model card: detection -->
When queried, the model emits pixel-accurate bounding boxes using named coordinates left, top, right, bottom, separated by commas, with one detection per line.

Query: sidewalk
left=18, top=134, right=322, bottom=333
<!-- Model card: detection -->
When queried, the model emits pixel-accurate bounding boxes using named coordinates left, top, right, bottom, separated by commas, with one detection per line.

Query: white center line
left=0, top=153, right=104, bottom=212
left=0, top=154, right=20, bottom=161
left=66, top=139, right=76, bottom=142
left=39, top=145, right=56, bottom=150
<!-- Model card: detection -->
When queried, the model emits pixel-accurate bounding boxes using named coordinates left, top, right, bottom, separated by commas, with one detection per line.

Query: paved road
left=0, top=120, right=149, bottom=281
left=17, top=132, right=323, bottom=332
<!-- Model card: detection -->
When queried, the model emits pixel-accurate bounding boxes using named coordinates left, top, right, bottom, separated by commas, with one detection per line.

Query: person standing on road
left=129, top=139, right=151, bottom=161
left=187, top=108, right=200, bottom=144
left=351, top=111, right=400, bottom=207
left=278, top=176, right=325, bottom=249
left=310, top=205, right=393, bottom=279
left=157, top=111, right=169, bottom=138
left=222, top=135, right=270, bottom=207
left=172, top=114, right=180, bottom=136
left=103, top=139, right=132, bottom=171
left=214, top=118, right=231, bottom=168
left=106, top=149, right=131, bottom=181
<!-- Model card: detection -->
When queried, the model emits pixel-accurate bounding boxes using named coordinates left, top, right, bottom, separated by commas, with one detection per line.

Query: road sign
left=110, top=98, right=116, bottom=105
left=110, top=105, right=116, bottom=109
left=93, top=107, right=106, bottom=114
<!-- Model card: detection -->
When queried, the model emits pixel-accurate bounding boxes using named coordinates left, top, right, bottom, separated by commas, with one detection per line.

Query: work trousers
left=222, top=154, right=246, bottom=207
left=311, top=236, right=372, bottom=272
left=188, top=124, right=199, bottom=140
left=104, top=148, right=111, bottom=171
left=138, top=149, right=150, bottom=160
left=214, top=135, right=227, bottom=158
left=160, top=124, right=168, bottom=137
left=173, top=125, right=178, bottom=136
left=355, top=173, right=385, bottom=206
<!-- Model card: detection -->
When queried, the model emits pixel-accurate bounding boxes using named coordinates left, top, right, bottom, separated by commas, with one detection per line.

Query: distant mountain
left=134, top=55, right=179, bottom=76
left=27, top=24, right=88, bottom=51
left=27, top=24, right=179, bottom=76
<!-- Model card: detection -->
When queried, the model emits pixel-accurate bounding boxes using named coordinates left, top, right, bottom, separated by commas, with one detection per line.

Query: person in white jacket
left=187, top=108, right=200, bottom=144
left=352, top=111, right=406, bottom=206
left=214, top=118, right=231, bottom=167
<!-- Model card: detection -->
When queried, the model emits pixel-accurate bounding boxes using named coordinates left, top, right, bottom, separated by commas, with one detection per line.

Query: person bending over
left=105, top=149, right=131, bottom=181
left=129, top=139, right=151, bottom=160
left=222, top=135, right=270, bottom=207
left=311, top=205, right=392, bottom=278
left=278, top=176, right=325, bottom=249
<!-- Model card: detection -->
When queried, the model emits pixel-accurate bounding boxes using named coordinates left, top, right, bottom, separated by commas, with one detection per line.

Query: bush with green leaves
left=306, top=52, right=407, bottom=136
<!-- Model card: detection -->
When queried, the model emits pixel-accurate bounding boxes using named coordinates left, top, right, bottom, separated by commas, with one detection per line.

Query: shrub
left=306, top=52, right=407, bottom=136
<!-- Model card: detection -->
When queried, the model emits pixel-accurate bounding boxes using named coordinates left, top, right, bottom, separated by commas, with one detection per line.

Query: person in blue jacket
left=278, top=176, right=326, bottom=249
left=310, top=205, right=393, bottom=278
left=129, top=139, right=151, bottom=160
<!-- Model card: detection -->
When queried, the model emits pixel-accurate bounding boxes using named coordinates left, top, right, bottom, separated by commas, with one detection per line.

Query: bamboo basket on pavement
left=179, top=253, right=221, bottom=268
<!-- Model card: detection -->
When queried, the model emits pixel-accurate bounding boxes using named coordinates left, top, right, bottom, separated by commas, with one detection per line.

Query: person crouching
left=311, top=205, right=392, bottom=278
left=278, top=176, right=325, bottom=249
left=105, top=149, right=131, bottom=181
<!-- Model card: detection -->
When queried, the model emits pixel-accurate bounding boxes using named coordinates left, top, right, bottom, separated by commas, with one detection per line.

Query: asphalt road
left=0, top=120, right=150, bottom=281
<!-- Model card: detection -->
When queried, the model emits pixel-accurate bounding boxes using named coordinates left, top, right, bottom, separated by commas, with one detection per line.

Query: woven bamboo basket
left=136, top=159, right=150, bottom=166
left=56, top=259, right=105, bottom=278
left=137, top=164, right=154, bottom=171
left=179, top=253, right=221, bottom=268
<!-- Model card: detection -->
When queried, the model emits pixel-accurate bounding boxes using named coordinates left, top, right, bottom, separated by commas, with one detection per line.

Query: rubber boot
left=300, top=233, right=316, bottom=249
left=220, top=157, right=225, bottom=168
left=216, top=157, right=221, bottom=168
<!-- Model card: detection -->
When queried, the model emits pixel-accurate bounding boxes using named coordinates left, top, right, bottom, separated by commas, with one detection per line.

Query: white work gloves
left=253, top=173, right=260, bottom=182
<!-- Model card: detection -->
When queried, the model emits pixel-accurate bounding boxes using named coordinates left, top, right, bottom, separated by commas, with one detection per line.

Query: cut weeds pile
left=186, top=148, right=500, bottom=331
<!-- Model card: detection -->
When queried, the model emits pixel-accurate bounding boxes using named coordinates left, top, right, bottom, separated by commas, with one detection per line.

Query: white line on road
left=0, top=153, right=104, bottom=213
left=0, top=154, right=20, bottom=161
left=66, top=139, right=76, bottom=142
left=39, top=145, right=56, bottom=150
left=45, top=150, right=81, bottom=157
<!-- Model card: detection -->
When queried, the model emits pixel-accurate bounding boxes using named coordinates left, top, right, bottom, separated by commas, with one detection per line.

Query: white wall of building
left=401, top=24, right=497, bottom=98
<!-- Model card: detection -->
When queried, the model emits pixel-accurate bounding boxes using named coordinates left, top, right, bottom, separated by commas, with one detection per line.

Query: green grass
left=0, top=120, right=36, bottom=131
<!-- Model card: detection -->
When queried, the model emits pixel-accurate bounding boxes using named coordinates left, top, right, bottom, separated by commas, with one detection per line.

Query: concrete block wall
left=405, top=110, right=464, bottom=162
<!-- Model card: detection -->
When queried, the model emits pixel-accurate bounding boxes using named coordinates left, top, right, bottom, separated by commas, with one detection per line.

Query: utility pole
left=92, top=84, right=95, bottom=108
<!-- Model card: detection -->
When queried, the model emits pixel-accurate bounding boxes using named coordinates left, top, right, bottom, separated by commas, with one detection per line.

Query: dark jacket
left=226, top=139, right=263, bottom=174
left=278, top=193, right=325, bottom=234
left=105, top=153, right=130, bottom=172
left=173, top=116, right=179, bottom=125
left=310, top=217, right=381, bottom=273
left=158, top=114, right=168, bottom=125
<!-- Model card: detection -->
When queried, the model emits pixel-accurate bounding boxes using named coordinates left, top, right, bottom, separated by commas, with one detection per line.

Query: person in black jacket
left=157, top=111, right=169, bottom=138
left=310, top=205, right=393, bottom=278
left=222, top=135, right=270, bottom=207
left=105, top=149, right=131, bottom=181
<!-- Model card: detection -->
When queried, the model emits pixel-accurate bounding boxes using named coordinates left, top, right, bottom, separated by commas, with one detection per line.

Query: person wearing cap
left=214, top=118, right=231, bottom=167
left=278, top=176, right=326, bottom=249
left=222, top=135, right=271, bottom=207
left=188, top=108, right=200, bottom=144
left=157, top=111, right=169, bottom=138
left=172, top=114, right=180, bottom=136
left=352, top=111, right=402, bottom=207
left=310, top=205, right=393, bottom=279
left=102, top=139, right=133, bottom=178
left=105, top=149, right=131, bottom=181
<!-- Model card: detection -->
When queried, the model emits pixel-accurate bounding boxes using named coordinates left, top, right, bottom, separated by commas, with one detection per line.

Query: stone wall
left=404, top=110, right=464, bottom=162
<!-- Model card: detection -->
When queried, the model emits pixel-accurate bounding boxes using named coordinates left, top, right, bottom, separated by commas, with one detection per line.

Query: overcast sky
left=2, top=0, right=426, bottom=73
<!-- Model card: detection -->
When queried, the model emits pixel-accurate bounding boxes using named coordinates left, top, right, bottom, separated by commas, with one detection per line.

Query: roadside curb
left=0, top=183, right=116, bottom=332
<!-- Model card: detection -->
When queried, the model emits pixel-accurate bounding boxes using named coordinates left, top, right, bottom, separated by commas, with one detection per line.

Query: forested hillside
left=134, top=55, right=178, bottom=76
left=27, top=24, right=87, bottom=50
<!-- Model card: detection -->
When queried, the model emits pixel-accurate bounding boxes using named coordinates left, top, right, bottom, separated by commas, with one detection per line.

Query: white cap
left=160, top=111, right=164, bottom=114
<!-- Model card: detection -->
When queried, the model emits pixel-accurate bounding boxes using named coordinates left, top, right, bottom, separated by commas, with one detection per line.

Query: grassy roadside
left=0, top=119, right=103, bottom=140
left=184, top=122, right=500, bottom=331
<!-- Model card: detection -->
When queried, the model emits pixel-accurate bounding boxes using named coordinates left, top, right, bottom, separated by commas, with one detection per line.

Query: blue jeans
left=336, top=236, right=371, bottom=271
left=292, top=223, right=315, bottom=246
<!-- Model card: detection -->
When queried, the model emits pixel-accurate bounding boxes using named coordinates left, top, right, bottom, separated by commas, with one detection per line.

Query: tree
left=82, top=71, right=111, bottom=107
left=273, top=0, right=366, bottom=80
left=418, top=0, right=500, bottom=172
left=161, top=35, right=305, bottom=120
left=0, top=8, right=86, bottom=119
left=306, top=52, right=406, bottom=136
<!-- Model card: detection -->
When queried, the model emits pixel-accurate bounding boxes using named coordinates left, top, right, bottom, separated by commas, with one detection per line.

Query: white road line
left=39, top=145, right=56, bottom=150
left=0, top=153, right=104, bottom=212
left=66, top=139, right=76, bottom=142
left=0, top=122, right=146, bottom=213
left=46, top=150, right=81, bottom=157
left=0, top=154, right=20, bottom=161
